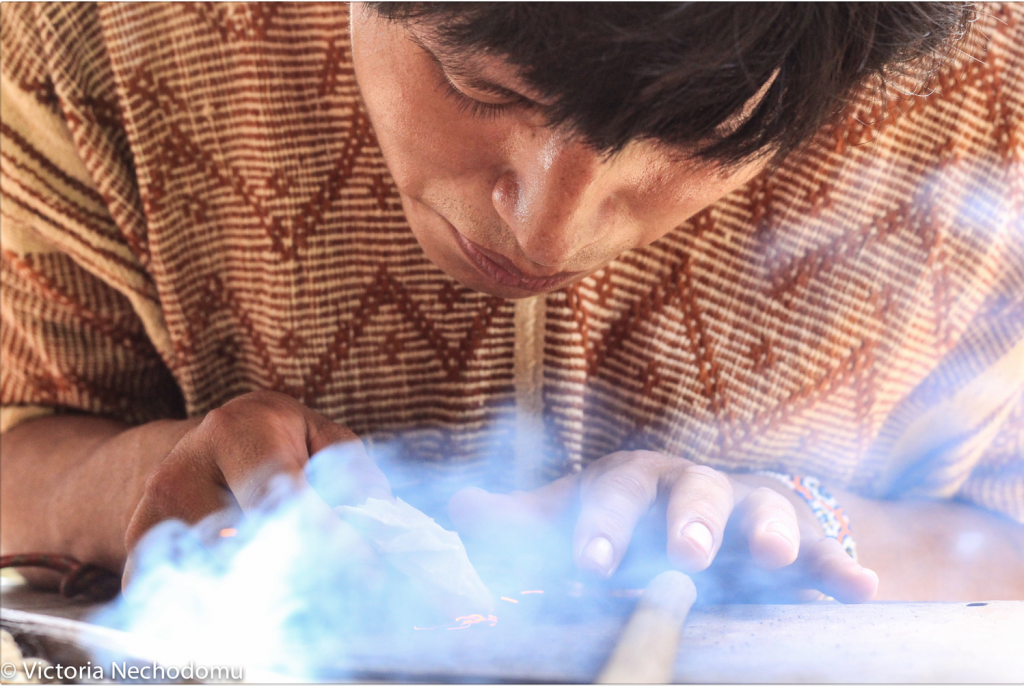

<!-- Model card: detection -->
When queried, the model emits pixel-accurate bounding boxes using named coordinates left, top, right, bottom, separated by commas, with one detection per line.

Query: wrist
left=49, top=415, right=201, bottom=570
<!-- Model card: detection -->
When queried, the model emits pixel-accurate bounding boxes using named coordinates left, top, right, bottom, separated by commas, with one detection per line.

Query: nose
left=491, top=132, right=605, bottom=271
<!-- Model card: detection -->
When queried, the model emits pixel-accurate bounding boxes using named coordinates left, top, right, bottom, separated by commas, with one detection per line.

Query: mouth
left=449, top=224, right=582, bottom=294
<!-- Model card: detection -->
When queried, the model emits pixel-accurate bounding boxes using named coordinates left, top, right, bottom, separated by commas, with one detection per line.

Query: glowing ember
left=219, top=528, right=237, bottom=538
left=413, top=614, right=498, bottom=631
left=412, top=590, right=544, bottom=630
left=449, top=614, right=498, bottom=629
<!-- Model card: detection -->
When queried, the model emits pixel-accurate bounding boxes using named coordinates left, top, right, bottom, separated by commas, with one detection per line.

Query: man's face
left=351, top=7, right=770, bottom=299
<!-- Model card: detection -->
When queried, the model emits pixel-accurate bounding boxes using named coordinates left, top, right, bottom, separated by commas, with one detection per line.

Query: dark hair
left=370, top=2, right=975, bottom=166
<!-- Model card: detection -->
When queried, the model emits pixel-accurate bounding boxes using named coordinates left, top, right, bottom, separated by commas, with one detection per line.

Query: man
left=1, top=2, right=1022, bottom=603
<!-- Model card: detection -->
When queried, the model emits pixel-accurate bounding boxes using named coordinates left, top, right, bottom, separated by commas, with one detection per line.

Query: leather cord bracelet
left=0, top=553, right=121, bottom=601
left=754, top=472, right=858, bottom=562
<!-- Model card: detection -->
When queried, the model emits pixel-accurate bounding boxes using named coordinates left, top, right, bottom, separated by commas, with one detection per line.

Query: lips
left=450, top=225, right=581, bottom=294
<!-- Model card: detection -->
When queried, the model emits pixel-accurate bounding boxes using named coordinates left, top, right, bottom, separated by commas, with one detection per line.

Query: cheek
left=353, top=46, right=501, bottom=198
left=633, top=155, right=770, bottom=245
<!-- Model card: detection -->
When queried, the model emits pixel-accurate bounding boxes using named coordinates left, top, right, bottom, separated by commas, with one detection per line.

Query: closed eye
left=416, top=40, right=536, bottom=120
left=439, top=76, right=525, bottom=119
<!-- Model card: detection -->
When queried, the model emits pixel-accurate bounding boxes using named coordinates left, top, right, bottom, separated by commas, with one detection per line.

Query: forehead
left=372, top=7, right=774, bottom=170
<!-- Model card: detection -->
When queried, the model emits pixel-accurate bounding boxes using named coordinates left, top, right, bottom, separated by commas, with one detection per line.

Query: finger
left=184, top=404, right=313, bottom=513
left=801, top=536, right=878, bottom=603
left=126, top=400, right=317, bottom=552
left=124, top=452, right=237, bottom=552
left=734, top=486, right=800, bottom=569
left=206, top=397, right=388, bottom=568
left=305, top=410, right=361, bottom=455
left=237, top=395, right=391, bottom=506
left=123, top=515, right=222, bottom=594
left=448, top=487, right=533, bottom=537
left=448, top=478, right=579, bottom=585
left=307, top=439, right=393, bottom=506
left=666, top=465, right=735, bottom=573
left=448, top=474, right=579, bottom=538
left=574, top=458, right=664, bottom=577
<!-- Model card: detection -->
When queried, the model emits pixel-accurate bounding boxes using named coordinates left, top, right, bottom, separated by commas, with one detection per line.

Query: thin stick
left=596, top=571, right=696, bottom=684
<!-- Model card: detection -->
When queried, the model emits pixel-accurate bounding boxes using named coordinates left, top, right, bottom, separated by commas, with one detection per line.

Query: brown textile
left=2, top=3, right=1022, bottom=520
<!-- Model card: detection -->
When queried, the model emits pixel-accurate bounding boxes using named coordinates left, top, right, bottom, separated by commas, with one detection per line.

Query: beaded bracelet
left=755, top=472, right=858, bottom=562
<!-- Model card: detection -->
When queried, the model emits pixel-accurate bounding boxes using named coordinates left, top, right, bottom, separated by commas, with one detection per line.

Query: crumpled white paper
left=336, top=498, right=492, bottom=616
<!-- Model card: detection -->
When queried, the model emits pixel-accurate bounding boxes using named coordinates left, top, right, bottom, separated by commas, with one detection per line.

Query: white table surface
left=3, top=579, right=1021, bottom=683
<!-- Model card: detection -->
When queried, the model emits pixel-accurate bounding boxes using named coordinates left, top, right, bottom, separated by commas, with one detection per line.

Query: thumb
left=449, top=473, right=580, bottom=539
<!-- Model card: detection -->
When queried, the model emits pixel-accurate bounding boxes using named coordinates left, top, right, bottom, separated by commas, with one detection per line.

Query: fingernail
left=764, top=520, right=795, bottom=547
left=682, top=521, right=713, bottom=559
left=581, top=536, right=615, bottom=574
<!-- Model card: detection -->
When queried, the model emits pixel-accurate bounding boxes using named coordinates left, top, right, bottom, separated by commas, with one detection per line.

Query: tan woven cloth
left=2, top=3, right=1022, bottom=520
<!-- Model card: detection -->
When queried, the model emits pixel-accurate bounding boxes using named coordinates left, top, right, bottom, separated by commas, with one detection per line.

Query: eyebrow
left=412, top=35, right=541, bottom=107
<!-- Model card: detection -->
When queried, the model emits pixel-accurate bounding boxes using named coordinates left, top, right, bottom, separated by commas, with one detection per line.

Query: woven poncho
left=2, top=3, right=1022, bottom=520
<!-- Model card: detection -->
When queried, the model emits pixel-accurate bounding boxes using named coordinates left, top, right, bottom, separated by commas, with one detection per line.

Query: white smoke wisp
left=88, top=440, right=506, bottom=680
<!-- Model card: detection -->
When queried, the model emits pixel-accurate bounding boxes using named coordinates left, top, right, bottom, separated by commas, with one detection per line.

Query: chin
left=440, top=259, right=572, bottom=300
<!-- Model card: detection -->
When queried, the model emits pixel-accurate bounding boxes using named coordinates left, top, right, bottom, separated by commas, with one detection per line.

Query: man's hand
left=449, top=450, right=878, bottom=603
left=124, top=391, right=391, bottom=570
left=0, top=390, right=391, bottom=588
